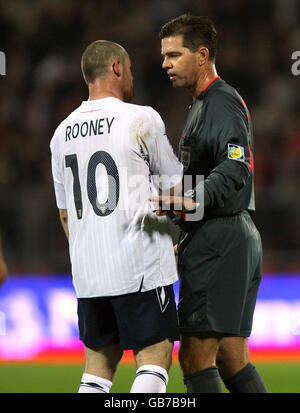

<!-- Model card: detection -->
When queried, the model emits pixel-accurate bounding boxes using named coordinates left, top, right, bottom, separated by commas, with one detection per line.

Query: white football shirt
left=50, top=97, right=183, bottom=298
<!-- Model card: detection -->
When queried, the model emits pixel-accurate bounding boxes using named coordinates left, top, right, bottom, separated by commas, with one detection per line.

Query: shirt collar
left=81, top=97, right=121, bottom=106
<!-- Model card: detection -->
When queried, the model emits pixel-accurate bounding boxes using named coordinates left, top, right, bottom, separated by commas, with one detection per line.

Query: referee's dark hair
left=159, top=14, right=218, bottom=61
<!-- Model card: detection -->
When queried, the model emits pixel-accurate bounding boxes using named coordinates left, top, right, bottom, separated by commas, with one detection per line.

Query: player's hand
left=149, top=195, right=196, bottom=216
left=174, top=244, right=178, bottom=255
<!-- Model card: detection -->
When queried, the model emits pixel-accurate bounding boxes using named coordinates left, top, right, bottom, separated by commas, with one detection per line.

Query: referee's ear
left=197, top=46, right=209, bottom=66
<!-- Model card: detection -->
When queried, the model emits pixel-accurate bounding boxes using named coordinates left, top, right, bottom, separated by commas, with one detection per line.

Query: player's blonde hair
left=81, top=40, right=127, bottom=85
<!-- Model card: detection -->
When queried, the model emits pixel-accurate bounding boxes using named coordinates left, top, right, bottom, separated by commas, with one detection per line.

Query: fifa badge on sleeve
left=228, top=144, right=245, bottom=162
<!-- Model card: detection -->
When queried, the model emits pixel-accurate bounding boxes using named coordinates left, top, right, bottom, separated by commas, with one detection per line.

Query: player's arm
left=59, top=209, right=69, bottom=240
left=50, top=135, right=69, bottom=240
left=173, top=244, right=178, bottom=255
left=141, top=108, right=186, bottom=214
left=0, top=236, right=8, bottom=286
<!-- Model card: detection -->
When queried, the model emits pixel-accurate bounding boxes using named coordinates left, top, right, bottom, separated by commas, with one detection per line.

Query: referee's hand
left=149, top=195, right=196, bottom=216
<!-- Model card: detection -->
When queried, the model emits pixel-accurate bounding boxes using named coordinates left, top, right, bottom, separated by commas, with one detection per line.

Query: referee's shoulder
left=206, top=80, right=246, bottom=117
left=207, top=80, right=240, bottom=104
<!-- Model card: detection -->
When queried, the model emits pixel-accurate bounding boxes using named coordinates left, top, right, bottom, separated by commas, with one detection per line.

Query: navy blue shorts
left=77, top=284, right=180, bottom=350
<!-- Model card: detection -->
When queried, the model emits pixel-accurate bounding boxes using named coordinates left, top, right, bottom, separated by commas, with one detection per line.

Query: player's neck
left=87, top=80, right=124, bottom=102
left=192, top=64, right=218, bottom=100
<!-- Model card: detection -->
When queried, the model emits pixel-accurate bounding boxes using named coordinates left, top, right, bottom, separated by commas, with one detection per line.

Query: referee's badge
left=180, top=145, right=191, bottom=171
left=228, top=144, right=245, bottom=161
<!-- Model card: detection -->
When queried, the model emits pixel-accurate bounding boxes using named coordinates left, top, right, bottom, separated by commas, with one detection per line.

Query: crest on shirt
left=228, top=144, right=245, bottom=162
left=180, top=145, right=191, bottom=171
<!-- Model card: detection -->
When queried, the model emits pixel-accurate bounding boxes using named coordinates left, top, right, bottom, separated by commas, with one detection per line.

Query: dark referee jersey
left=177, top=76, right=255, bottom=231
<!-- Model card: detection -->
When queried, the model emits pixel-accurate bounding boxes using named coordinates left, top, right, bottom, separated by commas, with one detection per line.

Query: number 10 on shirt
left=65, top=151, right=120, bottom=219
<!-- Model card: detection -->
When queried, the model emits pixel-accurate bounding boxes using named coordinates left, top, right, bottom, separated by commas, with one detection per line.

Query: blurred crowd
left=0, top=0, right=299, bottom=274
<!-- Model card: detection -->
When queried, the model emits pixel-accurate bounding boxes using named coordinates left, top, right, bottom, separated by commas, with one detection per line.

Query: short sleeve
left=207, top=92, right=251, bottom=173
left=50, top=135, right=67, bottom=209
left=138, top=107, right=183, bottom=189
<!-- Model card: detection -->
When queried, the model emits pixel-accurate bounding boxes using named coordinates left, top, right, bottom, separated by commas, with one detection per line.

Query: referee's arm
left=191, top=88, right=252, bottom=210
left=151, top=96, right=251, bottom=215
left=202, top=114, right=251, bottom=209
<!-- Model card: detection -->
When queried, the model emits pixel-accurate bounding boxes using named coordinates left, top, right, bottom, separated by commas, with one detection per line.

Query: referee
left=151, top=14, right=267, bottom=393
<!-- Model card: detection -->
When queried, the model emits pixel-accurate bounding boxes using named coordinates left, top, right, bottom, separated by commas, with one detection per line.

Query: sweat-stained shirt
left=50, top=97, right=183, bottom=298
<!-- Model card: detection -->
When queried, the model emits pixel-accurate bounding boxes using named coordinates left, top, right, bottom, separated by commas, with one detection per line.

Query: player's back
left=50, top=97, right=182, bottom=298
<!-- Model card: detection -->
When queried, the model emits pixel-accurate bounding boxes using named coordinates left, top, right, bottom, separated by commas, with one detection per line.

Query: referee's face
left=161, top=35, right=199, bottom=90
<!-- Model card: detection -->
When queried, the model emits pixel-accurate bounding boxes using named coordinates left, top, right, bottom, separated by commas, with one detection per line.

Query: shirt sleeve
left=138, top=107, right=183, bottom=190
left=196, top=93, right=251, bottom=209
left=50, top=135, right=67, bottom=209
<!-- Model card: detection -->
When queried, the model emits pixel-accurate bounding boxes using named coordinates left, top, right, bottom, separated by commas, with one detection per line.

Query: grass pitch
left=0, top=362, right=299, bottom=393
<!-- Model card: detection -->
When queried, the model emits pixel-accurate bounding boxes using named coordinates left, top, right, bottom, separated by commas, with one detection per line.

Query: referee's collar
left=201, top=76, right=221, bottom=94
left=189, top=76, right=221, bottom=109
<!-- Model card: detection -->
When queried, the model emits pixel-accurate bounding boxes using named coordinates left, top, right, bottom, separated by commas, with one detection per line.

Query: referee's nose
left=162, top=56, right=171, bottom=70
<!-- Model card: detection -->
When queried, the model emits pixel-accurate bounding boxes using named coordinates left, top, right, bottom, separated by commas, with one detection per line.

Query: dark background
left=0, top=0, right=299, bottom=275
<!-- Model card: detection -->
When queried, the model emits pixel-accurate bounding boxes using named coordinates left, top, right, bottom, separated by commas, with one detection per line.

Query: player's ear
left=197, top=46, right=209, bottom=66
left=112, top=59, right=122, bottom=77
